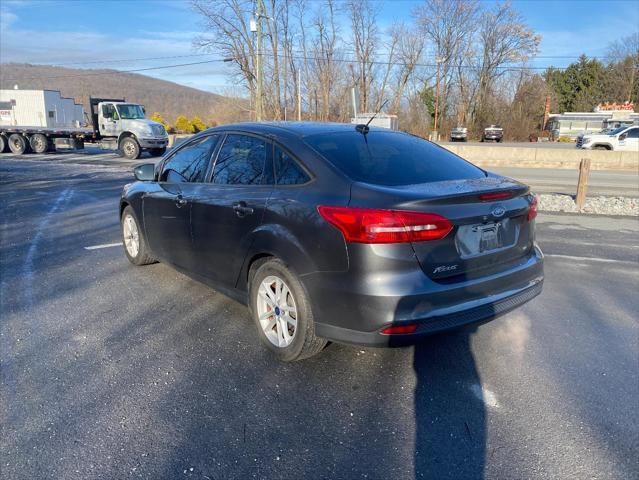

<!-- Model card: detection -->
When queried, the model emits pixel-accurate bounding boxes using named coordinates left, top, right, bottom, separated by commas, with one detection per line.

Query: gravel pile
left=538, top=194, right=638, bottom=216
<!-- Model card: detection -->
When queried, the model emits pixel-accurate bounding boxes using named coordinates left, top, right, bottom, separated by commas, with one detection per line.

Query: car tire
left=119, top=137, right=141, bottom=160
left=29, top=133, right=49, bottom=154
left=8, top=134, right=29, bottom=154
left=121, top=206, right=156, bottom=266
left=0, top=135, right=7, bottom=153
left=249, top=258, right=327, bottom=361
left=150, top=147, right=166, bottom=157
left=593, top=145, right=609, bottom=150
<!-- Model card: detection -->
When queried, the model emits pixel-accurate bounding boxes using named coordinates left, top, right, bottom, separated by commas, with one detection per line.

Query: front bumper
left=306, top=245, right=544, bottom=347
left=138, top=137, right=168, bottom=148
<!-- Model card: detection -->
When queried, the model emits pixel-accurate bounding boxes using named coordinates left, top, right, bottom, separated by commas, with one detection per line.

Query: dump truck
left=0, top=89, right=168, bottom=159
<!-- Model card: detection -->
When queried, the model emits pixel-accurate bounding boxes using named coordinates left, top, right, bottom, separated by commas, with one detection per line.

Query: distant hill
left=0, top=63, right=247, bottom=126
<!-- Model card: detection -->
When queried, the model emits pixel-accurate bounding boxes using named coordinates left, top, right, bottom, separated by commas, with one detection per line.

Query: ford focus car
left=120, top=122, right=543, bottom=361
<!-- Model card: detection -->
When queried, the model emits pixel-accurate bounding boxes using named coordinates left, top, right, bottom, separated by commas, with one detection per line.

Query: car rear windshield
left=304, top=131, right=485, bottom=186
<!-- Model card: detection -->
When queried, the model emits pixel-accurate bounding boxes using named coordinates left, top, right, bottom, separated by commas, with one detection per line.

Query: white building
left=0, top=89, right=85, bottom=128
left=350, top=113, right=398, bottom=130
left=546, top=110, right=639, bottom=139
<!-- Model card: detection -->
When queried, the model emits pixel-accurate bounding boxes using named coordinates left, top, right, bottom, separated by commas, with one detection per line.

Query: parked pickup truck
left=0, top=89, right=168, bottom=159
left=450, top=127, right=468, bottom=142
left=576, top=125, right=639, bottom=151
left=481, top=125, right=503, bottom=143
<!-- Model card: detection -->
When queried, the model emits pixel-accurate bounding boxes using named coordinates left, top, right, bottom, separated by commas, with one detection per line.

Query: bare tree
left=606, top=33, right=639, bottom=103
left=414, top=0, right=478, bottom=122
left=390, top=22, right=425, bottom=114
left=473, top=0, right=540, bottom=125
left=189, top=0, right=546, bottom=139
left=348, top=0, right=378, bottom=113
left=192, top=0, right=257, bottom=116
left=311, top=0, right=341, bottom=120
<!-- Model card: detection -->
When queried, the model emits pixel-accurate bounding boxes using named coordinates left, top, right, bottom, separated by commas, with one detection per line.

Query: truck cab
left=481, top=125, right=503, bottom=143
left=577, top=125, right=639, bottom=151
left=92, top=98, right=168, bottom=159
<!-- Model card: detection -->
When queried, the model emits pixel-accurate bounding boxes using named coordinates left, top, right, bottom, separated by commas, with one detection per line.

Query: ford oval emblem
left=491, top=206, right=506, bottom=218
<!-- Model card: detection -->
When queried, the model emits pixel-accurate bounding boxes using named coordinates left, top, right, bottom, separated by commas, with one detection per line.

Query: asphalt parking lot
left=1, top=153, right=638, bottom=480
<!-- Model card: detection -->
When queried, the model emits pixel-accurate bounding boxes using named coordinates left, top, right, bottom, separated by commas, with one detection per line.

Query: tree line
left=192, top=0, right=638, bottom=141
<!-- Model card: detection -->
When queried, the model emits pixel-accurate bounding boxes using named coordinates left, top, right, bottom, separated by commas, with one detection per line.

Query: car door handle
left=175, top=194, right=187, bottom=208
left=233, top=202, right=254, bottom=217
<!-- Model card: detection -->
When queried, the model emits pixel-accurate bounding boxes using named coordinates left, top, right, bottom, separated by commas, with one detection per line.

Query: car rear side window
left=160, top=135, right=218, bottom=183
left=213, top=134, right=269, bottom=185
left=274, top=147, right=310, bottom=185
left=304, top=131, right=485, bottom=186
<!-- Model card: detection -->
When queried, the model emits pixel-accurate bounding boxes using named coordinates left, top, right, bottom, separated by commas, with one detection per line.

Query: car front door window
left=160, top=136, right=219, bottom=183
left=144, top=135, right=219, bottom=268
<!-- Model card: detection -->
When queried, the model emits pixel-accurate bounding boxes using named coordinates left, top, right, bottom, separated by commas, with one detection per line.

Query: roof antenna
left=355, top=99, right=389, bottom=135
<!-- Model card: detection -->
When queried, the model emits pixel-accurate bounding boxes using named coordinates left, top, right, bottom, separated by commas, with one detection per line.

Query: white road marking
left=550, top=241, right=639, bottom=249
left=23, top=187, right=75, bottom=307
left=546, top=254, right=637, bottom=264
left=84, top=242, right=122, bottom=250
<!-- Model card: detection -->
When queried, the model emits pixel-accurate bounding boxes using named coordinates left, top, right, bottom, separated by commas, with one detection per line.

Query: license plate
left=480, top=225, right=500, bottom=251
left=455, top=220, right=516, bottom=258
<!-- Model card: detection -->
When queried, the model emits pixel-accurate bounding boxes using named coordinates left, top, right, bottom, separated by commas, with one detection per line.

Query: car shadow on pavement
left=412, top=330, right=486, bottom=479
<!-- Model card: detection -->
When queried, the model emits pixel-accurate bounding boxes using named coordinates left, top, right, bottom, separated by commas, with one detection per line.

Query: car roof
left=201, top=121, right=396, bottom=139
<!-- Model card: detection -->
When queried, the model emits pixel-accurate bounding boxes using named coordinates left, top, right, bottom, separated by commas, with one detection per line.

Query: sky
left=1, top=0, right=638, bottom=94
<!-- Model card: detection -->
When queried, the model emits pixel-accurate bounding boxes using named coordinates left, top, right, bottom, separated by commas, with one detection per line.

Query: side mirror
left=619, top=133, right=627, bottom=141
left=134, top=163, right=155, bottom=181
left=141, top=106, right=146, bottom=115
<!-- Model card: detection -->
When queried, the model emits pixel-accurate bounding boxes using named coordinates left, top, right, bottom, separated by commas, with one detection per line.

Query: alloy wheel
left=256, top=275, right=298, bottom=348
left=122, top=214, right=140, bottom=258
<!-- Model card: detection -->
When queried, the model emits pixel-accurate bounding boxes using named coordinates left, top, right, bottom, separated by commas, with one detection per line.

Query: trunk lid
left=349, top=174, right=535, bottom=281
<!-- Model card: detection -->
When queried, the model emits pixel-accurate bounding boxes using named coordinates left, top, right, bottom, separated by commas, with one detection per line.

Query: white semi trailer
left=0, top=89, right=168, bottom=159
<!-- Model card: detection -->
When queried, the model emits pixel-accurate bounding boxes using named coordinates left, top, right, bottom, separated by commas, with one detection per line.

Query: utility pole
left=542, top=95, right=551, bottom=131
left=433, top=56, right=442, bottom=141
left=255, top=0, right=263, bottom=121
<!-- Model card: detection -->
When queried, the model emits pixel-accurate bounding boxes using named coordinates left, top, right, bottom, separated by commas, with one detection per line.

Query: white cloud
left=0, top=15, right=235, bottom=92
left=0, top=10, right=18, bottom=29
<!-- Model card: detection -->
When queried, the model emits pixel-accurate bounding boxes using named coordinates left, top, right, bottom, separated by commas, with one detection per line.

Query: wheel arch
left=237, top=224, right=319, bottom=291
left=592, top=143, right=613, bottom=150
left=118, top=131, right=138, bottom=145
left=119, top=200, right=130, bottom=218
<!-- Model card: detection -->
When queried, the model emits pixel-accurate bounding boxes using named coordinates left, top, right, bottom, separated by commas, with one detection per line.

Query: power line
left=8, top=47, right=633, bottom=83
left=18, top=49, right=629, bottom=70
left=38, top=53, right=218, bottom=67
left=10, top=59, right=229, bottom=81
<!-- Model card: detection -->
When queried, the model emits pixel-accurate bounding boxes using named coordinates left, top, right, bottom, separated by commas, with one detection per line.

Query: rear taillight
left=381, top=324, right=418, bottom=335
left=527, top=196, right=538, bottom=221
left=479, top=191, right=513, bottom=201
left=317, top=206, right=452, bottom=244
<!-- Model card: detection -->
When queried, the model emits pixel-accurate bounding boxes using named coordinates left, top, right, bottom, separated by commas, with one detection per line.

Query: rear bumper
left=307, top=245, right=544, bottom=347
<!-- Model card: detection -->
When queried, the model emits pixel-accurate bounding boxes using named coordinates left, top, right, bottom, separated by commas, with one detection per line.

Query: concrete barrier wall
left=168, top=133, right=637, bottom=171
left=167, top=134, right=193, bottom=148
left=440, top=144, right=639, bottom=171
